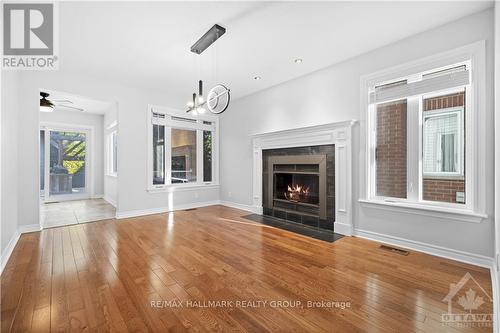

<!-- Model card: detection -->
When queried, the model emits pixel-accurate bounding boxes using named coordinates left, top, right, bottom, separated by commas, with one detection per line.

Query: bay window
left=148, top=106, right=218, bottom=190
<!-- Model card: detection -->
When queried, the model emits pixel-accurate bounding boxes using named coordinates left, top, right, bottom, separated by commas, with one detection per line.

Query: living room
left=1, top=1, right=500, bottom=332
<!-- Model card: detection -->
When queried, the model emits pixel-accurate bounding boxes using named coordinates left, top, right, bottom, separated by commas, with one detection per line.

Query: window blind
left=369, top=68, right=469, bottom=104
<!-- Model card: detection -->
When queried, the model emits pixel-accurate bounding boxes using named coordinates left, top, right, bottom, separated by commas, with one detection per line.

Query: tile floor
left=40, top=198, right=115, bottom=227
left=242, top=213, right=343, bottom=242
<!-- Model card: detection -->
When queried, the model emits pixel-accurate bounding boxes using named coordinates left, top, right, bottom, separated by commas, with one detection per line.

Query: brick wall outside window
left=423, top=92, right=465, bottom=204
left=376, top=99, right=407, bottom=198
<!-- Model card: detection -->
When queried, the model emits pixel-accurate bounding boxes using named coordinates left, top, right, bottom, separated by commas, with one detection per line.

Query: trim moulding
left=103, top=195, right=117, bottom=208
left=115, top=200, right=221, bottom=219
left=355, top=228, right=494, bottom=268
left=359, top=199, right=487, bottom=223
left=1, top=224, right=41, bottom=274
left=251, top=120, right=357, bottom=236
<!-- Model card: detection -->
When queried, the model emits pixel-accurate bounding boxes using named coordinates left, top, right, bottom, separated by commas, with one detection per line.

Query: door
left=40, top=126, right=90, bottom=202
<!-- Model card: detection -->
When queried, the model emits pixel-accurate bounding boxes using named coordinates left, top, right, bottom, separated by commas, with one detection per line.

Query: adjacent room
left=38, top=90, right=117, bottom=227
left=1, top=1, right=499, bottom=332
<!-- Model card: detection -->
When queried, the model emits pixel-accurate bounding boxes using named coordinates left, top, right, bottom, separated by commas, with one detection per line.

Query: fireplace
left=275, top=173, right=319, bottom=205
left=262, top=145, right=335, bottom=231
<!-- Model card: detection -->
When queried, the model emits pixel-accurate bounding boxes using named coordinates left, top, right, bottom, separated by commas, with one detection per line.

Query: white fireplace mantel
left=251, top=120, right=357, bottom=236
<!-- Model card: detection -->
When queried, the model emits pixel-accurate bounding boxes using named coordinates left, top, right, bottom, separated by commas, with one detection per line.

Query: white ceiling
left=42, top=89, right=113, bottom=114
left=59, top=1, right=492, bottom=109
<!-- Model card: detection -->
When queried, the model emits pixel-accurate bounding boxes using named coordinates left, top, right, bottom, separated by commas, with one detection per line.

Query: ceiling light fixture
left=294, top=58, right=303, bottom=64
left=254, top=76, right=261, bottom=80
left=186, top=24, right=231, bottom=115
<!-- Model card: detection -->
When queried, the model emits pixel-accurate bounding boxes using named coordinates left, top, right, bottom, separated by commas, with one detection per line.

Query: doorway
left=38, top=89, right=117, bottom=228
left=40, top=126, right=90, bottom=202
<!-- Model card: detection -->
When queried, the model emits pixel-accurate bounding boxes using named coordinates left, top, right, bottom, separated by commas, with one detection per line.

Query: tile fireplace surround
left=262, top=147, right=334, bottom=231
left=252, top=121, right=356, bottom=236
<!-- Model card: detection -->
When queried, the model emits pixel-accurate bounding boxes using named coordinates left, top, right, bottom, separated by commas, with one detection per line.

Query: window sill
left=358, top=199, right=487, bottom=223
left=106, top=174, right=117, bottom=178
left=147, top=183, right=220, bottom=193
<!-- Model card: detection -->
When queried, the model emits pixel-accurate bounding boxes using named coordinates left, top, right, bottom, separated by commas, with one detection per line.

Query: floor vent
left=379, top=244, right=409, bottom=256
left=184, top=208, right=197, bottom=211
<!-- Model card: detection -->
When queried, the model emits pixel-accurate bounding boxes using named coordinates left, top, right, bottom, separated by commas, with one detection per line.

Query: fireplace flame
left=284, top=184, right=310, bottom=202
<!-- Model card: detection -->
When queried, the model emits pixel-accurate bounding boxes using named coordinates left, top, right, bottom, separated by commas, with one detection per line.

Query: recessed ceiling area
left=59, top=1, right=492, bottom=109
left=40, top=89, right=113, bottom=114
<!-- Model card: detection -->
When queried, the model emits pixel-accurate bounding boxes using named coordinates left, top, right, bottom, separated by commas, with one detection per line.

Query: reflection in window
left=423, top=111, right=462, bottom=175
left=203, top=131, right=212, bottom=182
left=422, top=92, right=465, bottom=204
left=171, top=128, right=197, bottom=183
left=153, top=124, right=165, bottom=185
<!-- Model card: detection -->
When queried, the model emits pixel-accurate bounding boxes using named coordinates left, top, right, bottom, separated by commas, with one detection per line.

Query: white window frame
left=359, top=41, right=487, bottom=222
left=147, top=105, right=219, bottom=191
left=107, top=130, right=118, bottom=177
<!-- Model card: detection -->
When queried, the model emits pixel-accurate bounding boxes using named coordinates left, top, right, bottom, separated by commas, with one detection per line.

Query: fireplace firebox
left=274, top=173, right=319, bottom=205
left=263, top=145, right=335, bottom=231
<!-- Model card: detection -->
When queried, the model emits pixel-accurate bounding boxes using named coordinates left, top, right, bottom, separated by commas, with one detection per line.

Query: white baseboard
left=355, top=228, right=494, bottom=268
left=115, top=200, right=221, bottom=219
left=219, top=201, right=260, bottom=214
left=1, top=230, right=20, bottom=275
left=1, top=224, right=41, bottom=274
left=103, top=195, right=117, bottom=208
left=334, top=222, right=353, bottom=236
left=18, top=224, right=41, bottom=234
left=91, top=194, right=104, bottom=199
left=491, top=263, right=499, bottom=333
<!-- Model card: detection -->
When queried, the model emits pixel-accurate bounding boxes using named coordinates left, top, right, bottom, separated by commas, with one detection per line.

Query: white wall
left=39, top=109, right=105, bottom=196
left=220, top=9, right=495, bottom=258
left=1, top=71, right=20, bottom=255
left=104, top=105, right=118, bottom=207
left=494, top=0, right=500, bottom=279
left=1, top=70, right=219, bottom=228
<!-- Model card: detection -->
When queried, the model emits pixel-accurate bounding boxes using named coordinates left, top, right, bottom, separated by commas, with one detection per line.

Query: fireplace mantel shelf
left=251, top=120, right=357, bottom=236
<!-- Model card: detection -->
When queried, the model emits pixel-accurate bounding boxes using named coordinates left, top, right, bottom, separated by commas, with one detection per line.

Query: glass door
left=40, top=127, right=89, bottom=201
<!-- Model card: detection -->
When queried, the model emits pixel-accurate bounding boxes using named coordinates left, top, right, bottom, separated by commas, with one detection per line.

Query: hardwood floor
left=1, top=205, right=493, bottom=332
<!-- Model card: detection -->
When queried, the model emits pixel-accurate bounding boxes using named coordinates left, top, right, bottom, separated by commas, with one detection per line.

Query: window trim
left=360, top=41, right=487, bottom=221
left=147, top=105, right=219, bottom=192
left=107, top=130, right=118, bottom=177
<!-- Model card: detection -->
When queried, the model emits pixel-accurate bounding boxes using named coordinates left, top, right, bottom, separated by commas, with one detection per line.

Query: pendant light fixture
left=186, top=24, right=231, bottom=115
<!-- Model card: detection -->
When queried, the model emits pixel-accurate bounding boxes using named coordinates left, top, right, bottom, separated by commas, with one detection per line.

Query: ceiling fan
left=40, top=91, right=84, bottom=112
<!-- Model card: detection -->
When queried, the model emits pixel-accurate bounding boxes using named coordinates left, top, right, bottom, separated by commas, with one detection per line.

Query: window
left=153, top=124, right=165, bottom=184
left=171, top=128, right=196, bottom=183
left=367, top=62, right=471, bottom=207
left=107, top=131, right=118, bottom=176
left=203, top=130, right=212, bottom=182
left=148, top=107, right=217, bottom=189
left=375, top=98, right=407, bottom=198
